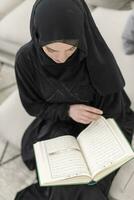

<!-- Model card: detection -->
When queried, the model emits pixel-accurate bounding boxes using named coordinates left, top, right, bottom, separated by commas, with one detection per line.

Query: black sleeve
left=93, top=89, right=134, bottom=143
left=14, top=52, right=72, bottom=122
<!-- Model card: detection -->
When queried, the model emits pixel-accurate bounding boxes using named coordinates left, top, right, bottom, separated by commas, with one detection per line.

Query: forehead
left=45, top=42, right=74, bottom=50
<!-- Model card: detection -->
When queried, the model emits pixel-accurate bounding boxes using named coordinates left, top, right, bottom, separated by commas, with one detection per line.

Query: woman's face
left=42, top=42, right=77, bottom=63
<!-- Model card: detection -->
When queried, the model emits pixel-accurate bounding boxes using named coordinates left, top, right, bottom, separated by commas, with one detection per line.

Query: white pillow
left=0, top=0, right=23, bottom=17
left=0, top=0, right=36, bottom=45
left=86, top=0, right=132, bottom=10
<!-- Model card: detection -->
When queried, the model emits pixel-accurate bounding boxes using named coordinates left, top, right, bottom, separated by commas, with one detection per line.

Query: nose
left=56, top=53, right=67, bottom=63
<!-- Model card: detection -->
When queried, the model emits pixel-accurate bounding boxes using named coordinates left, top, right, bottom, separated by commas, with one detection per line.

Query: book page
left=77, top=117, right=133, bottom=176
left=33, top=141, right=51, bottom=185
left=107, top=118, right=134, bottom=153
left=45, top=135, right=80, bottom=154
left=36, top=135, right=90, bottom=184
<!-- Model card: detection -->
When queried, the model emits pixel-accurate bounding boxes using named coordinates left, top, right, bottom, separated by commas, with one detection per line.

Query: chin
left=54, top=59, right=66, bottom=63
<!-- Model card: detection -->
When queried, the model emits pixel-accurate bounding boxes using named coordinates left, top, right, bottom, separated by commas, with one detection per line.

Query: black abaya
left=14, top=42, right=134, bottom=199
left=14, top=0, right=134, bottom=199
left=15, top=169, right=119, bottom=200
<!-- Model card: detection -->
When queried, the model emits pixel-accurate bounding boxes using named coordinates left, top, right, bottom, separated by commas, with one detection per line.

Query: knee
left=51, top=184, right=107, bottom=200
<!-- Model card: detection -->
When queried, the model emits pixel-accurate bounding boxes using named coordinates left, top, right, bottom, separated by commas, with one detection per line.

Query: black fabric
left=16, top=51, right=97, bottom=170
left=14, top=169, right=119, bottom=200
left=14, top=0, right=134, bottom=199
left=29, top=0, right=125, bottom=95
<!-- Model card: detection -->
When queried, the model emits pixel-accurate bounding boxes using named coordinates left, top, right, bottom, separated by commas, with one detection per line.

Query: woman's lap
left=21, top=119, right=85, bottom=170
left=19, top=119, right=119, bottom=199
left=14, top=183, right=107, bottom=200
left=14, top=169, right=118, bottom=200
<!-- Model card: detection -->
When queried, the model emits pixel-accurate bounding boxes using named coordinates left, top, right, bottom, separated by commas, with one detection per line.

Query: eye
left=47, top=48, right=55, bottom=53
left=70, top=47, right=76, bottom=50
left=69, top=47, right=76, bottom=51
left=46, top=46, right=77, bottom=53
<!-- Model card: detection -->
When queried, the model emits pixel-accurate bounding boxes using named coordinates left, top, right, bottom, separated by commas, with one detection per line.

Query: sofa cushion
left=85, top=0, right=96, bottom=11
left=122, top=10, right=134, bottom=54
left=0, top=39, right=20, bottom=56
left=108, top=159, right=134, bottom=200
left=0, top=0, right=35, bottom=46
left=0, top=90, right=35, bottom=148
left=0, top=49, right=15, bottom=66
left=92, top=8, right=134, bottom=110
left=0, top=0, right=23, bottom=18
left=0, top=64, right=16, bottom=91
left=86, top=0, right=132, bottom=10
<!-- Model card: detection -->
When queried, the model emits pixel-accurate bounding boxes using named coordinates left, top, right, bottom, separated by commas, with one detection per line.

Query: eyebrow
left=46, top=46, right=76, bottom=52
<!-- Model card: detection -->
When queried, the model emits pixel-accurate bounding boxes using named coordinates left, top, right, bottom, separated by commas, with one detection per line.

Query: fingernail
left=99, top=110, right=103, bottom=114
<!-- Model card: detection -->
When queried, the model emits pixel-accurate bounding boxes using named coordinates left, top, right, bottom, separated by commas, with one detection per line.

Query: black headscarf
left=30, top=0, right=125, bottom=95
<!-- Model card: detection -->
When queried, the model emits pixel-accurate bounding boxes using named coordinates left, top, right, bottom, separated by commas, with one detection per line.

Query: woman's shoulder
left=15, top=41, right=37, bottom=76
left=15, top=40, right=36, bottom=63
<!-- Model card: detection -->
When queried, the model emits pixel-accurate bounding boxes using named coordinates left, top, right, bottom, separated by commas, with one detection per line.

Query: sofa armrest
left=0, top=89, right=35, bottom=149
left=108, top=158, right=134, bottom=200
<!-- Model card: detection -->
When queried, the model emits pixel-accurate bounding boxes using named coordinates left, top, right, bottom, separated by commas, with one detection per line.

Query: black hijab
left=30, top=0, right=125, bottom=95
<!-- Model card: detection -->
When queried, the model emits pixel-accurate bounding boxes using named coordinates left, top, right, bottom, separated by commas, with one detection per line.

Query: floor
left=0, top=64, right=36, bottom=200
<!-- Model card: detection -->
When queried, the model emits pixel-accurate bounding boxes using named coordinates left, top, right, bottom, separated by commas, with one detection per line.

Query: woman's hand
left=68, top=104, right=103, bottom=124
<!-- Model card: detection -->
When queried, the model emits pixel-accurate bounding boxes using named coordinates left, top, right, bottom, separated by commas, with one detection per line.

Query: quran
left=33, top=116, right=134, bottom=187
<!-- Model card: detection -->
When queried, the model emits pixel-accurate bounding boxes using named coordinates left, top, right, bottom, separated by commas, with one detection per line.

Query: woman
left=14, top=0, right=134, bottom=199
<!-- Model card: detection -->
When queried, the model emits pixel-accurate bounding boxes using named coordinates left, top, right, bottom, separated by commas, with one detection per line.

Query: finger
left=82, top=111, right=101, bottom=120
left=82, top=112, right=101, bottom=121
left=81, top=105, right=103, bottom=114
left=79, top=119, right=90, bottom=124
left=90, top=114, right=101, bottom=121
left=79, top=116, right=92, bottom=124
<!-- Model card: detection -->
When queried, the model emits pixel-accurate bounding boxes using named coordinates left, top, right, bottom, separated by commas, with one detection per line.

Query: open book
left=33, top=116, right=134, bottom=187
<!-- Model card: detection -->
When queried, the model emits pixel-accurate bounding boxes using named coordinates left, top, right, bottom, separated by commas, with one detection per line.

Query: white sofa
left=0, top=0, right=35, bottom=66
left=92, top=8, right=134, bottom=111
left=0, top=1, right=134, bottom=200
left=0, top=90, right=35, bottom=149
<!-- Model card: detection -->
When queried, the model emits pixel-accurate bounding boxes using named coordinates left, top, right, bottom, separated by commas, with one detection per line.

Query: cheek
left=44, top=50, right=75, bottom=60
left=44, top=50, right=54, bottom=59
left=66, top=50, right=76, bottom=58
left=69, top=50, right=75, bottom=56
